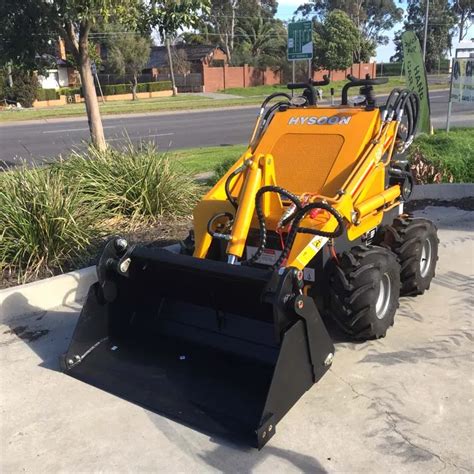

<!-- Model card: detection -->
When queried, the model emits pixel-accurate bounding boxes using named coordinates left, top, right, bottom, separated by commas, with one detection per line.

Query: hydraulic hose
left=224, top=164, right=246, bottom=209
left=272, top=201, right=344, bottom=269
left=241, top=186, right=302, bottom=266
left=241, top=186, right=344, bottom=269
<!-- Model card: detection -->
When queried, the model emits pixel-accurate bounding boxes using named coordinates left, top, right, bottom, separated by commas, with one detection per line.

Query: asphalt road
left=0, top=90, right=472, bottom=167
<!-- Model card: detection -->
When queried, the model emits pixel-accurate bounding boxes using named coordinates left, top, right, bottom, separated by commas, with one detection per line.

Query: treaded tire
left=327, top=245, right=401, bottom=340
left=382, top=217, right=439, bottom=296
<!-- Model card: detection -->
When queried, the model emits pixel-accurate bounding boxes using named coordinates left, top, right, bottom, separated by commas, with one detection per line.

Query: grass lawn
left=172, top=144, right=247, bottom=175
left=0, top=94, right=260, bottom=123
left=221, top=77, right=448, bottom=99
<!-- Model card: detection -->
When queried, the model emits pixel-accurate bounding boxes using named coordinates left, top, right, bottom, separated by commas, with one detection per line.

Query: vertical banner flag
left=401, top=31, right=432, bottom=134
left=451, top=59, right=474, bottom=103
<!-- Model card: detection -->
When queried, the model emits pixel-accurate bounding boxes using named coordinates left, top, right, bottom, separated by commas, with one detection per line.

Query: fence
left=202, top=65, right=281, bottom=92
left=156, top=73, right=203, bottom=93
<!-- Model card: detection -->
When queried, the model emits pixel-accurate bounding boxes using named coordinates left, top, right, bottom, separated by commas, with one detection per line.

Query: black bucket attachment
left=62, top=238, right=334, bottom=448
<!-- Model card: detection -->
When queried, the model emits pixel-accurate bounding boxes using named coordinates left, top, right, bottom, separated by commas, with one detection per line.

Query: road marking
left=42, top=125, right=117, bottom=134
left=107, top=132, right=174, bottom=141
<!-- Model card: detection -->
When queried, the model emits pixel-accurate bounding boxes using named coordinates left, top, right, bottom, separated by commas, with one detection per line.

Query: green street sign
left=288, top=21, right=313, bottom=60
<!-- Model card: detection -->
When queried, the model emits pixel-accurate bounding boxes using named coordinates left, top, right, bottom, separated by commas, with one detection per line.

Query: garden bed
left=1, top=129, right=472, bottom=289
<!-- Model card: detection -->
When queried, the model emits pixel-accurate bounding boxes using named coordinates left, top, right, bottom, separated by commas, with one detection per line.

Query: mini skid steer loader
left=62, top=75, right=439, bottom=448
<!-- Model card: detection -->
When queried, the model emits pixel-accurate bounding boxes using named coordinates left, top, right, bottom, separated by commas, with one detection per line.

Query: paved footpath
left=1, top=206, right=472, bottom=473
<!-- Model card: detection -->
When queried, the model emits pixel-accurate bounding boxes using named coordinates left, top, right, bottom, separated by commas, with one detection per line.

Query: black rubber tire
left=327, top=245, right=401, bottom=340
left=381, top=217, right=439, bottom=296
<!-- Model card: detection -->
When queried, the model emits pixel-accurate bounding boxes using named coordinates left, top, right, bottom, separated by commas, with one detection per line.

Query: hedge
left=98, top=81, right=172, bottom=96
left=377, top=60, right=450, bottom=76
left=36, top=88, right=60, bottom=101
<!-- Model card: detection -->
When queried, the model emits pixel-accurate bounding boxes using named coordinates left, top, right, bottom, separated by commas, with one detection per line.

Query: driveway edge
left=0, top=266, right=97, bottom=322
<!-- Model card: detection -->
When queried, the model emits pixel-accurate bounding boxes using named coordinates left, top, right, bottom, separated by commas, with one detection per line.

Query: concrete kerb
left=0, top=266, right=97, bottom=323
left=1, top=183, right=472, bottom=322
left=411, top=183, right=474, bottom=200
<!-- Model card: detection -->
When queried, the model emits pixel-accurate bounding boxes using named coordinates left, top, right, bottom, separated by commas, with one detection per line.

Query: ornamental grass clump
left=61, top=143, right=201, bottom=223
left=0, top=164, right=102, bottom=280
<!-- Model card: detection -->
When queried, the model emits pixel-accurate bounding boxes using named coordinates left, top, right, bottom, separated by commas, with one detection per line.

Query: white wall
left=38, top=69, right=60, bottom=89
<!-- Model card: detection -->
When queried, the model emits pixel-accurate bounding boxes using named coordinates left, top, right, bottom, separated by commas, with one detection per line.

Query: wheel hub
left=375, top=273, right=391, bottom=320
left=420, top=239, right=432, bottom=278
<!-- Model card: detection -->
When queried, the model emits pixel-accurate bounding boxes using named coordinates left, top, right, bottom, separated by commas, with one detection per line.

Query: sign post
left=288, top=21, right=313, bottom=81
left=446, top=55, right=474, bottom=131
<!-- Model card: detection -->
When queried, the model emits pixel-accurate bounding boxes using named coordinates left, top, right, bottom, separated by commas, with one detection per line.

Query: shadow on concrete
left=0, top=292, right=80, bottom=371
left=148, top=411, right=328, bottom=472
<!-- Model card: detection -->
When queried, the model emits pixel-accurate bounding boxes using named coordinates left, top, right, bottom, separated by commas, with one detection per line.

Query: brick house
left=143, top=44, right=228, bottom=77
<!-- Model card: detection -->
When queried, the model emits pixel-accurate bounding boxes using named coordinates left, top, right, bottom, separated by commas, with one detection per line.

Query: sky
left=275, top=0, right=473, bottom=62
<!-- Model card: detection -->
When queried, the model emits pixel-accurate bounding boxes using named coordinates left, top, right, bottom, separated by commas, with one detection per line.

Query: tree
left=106, top=33, right=151, bottom=100
left=0, top=0, right=209, bottom=150
left=206, top=0, right=239, bottom=63
left=296, top=0, right=403, bottom=63
left=391, top=1, right=457, bottom=72
left=234, top=16, right=286, bottom=67
left=150, top=0, right=211, bottom=95
left=313, top=10, right=361, bottom=74
left=452, top=0, right=474, bottom=42
left=168, top=48, right=191, bottom=74
left=0, top=0, right=143, bottom=151
left=2, top=68, right=39, bottom=107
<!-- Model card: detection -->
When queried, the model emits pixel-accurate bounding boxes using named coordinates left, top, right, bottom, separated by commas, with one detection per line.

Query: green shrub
left=99, top=81, right=171, bottom=96
left=60, top=143, right=201, bottom=222
left=0, top=165, right=102, bottom=279
left=114, top=83, right=130, bottom=95
left=58, top=87, right=80, bottom=97
left=148, top=81, right=172, bottom=92
left=3, top=69, right=39, bottom=107
left=101, top=84, right=116, bottom=96
left=36, top=88, right=60, bottom=101
left=409, top=128, right=474, bottom=183
left=210, top=157, right=238, bottom=185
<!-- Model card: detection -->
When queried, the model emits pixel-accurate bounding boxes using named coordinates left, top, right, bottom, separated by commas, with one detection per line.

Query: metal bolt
left=296, top=269, right=304, bottom=281
left=74, top=355, right=81, bottom=362
left=67, top=359, right=74, bottom=366
left=268, top=424, right=273, bottom=432
left=324, top=353, right=334, bottom=366
left=119, top=257, right=131, bottom=273
left=114, top=238, right=128, bottom=253
left=262, top=431, right=266, bottom=439
left=297, top=299, right=304, bottom=309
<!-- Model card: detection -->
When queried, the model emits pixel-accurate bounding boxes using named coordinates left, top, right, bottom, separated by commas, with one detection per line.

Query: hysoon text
left=288, top=116, right=352, bottom=125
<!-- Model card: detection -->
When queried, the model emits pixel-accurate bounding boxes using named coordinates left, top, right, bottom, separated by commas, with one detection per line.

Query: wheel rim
left=375, top=273, right=391, bottom=320
left=420, top=238, right=432, bottom=278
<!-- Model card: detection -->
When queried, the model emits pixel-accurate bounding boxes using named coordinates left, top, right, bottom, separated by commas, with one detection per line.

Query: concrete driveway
left=1, top=206, right=472, bottom=473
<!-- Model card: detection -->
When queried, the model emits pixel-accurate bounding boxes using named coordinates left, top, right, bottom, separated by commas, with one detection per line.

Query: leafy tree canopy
left=297, top=0, right=403, bottom=62
left=313, top=9, right=361, bottom=72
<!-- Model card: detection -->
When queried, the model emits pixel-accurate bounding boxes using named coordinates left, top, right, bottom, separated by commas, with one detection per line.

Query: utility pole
left=422, top=0, right=429, bottom=63
left=165, top=36, right=177, bottom=97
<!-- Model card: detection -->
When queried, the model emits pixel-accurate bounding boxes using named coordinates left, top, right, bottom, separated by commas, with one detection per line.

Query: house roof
left=146, top=44, right=225, bottom=68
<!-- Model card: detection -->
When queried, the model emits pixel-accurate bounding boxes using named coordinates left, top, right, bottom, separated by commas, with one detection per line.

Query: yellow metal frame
left=193, top=104, right=403, bottom=270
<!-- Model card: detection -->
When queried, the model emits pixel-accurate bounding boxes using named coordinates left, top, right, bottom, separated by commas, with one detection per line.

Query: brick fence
left=202, top=63, right=376, bottom=92
left=312, top=63, right=376, bottom=82
left=202, top=64, right=282, bottom=92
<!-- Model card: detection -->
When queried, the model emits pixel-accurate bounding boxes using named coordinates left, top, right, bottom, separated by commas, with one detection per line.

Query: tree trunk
left=132, top=74, right=138, bottom=101
left=64, top=20, right=106, bottom=152
left=79, top=56, right=107, bottom=151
